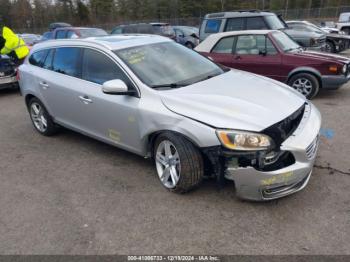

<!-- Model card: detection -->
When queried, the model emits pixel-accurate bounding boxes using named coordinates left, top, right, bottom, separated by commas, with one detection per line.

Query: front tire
left=28, top=97, right=58, bottom=136
left=288, top=73, right=320, bottom=99
left=325, top=40, right=336, bottom=53
left=154, top=132, right=204, bottom=193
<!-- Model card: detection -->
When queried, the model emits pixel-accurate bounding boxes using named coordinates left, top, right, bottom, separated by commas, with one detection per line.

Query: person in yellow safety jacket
left=0, top=26, right=29, bottom=65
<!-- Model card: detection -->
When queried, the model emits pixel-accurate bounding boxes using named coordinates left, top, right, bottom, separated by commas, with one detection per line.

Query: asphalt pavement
left=0, top=58, right=349, bottom=255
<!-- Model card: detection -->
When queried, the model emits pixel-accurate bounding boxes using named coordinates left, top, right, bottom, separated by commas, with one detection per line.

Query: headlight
left=216, top=130, right=272, bottom=151
left=339, top=30, right=345, bottom=35
left=342, top=64, right=347, bottom=74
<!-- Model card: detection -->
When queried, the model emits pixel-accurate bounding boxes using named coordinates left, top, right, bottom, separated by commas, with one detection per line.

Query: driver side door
left=76, top=48, right=143, bottom=154
left=232, top=34, right=283, bottom=81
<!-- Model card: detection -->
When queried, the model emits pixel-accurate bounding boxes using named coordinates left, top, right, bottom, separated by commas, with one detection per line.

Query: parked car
left=52, top=27, right=108, bottom=39
left=199, top=10, right=326, bottom=51
left=40, top=22, right=73, bottom=42
left=336, top=12, right=350, bottom=34
left=195, top=30, right=350, bottom=99
left=0, top=55, right=18, bottom=90
left=111, top=23, right=176, bottom=40
left=18, top=35, right=321, bottom=201
left=173, top=26, right=199, bottom=48
left=18, top=34, right=41, bottom=47
left=286, top=21, right=350, bottom=53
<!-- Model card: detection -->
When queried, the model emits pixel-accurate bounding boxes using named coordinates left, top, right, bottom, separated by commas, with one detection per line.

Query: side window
left=255, top=35, right=278, bottom=55
left=112, top=27, right=122, bottom=34
left=28, top=50, right=48, bottom=67
left=52, top=47, right=81, bottom=77
left=225, top=18, right=244, bottom=31
left=56, top=30, right=67, bottom=39
left=67, top=30, right=79, bottom=39
left=205, top=20, right=222, bottom=33
left=212, top=36, right=235, bottom=54
left=82, top=48, right=132, bottom=87
left=235, top=35, right=260, bottom=55
left=42, top=49, right=54, bottom=70
left=246, top=17, right=268, bottom=30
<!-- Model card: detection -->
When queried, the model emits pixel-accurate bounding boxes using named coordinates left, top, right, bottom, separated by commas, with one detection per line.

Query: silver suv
left=18, top=35, right=321, bottom=201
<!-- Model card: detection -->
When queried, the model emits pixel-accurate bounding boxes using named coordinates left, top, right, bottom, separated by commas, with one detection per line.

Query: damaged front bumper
left=220, top=103, right=321, bottom=201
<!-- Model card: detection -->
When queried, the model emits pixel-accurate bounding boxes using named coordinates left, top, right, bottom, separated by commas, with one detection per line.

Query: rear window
left=212, top=36, right=235, bottom=54
left=225, top=18, right=244, bottom=31
left=52, top=47, right=81, bottom=77
left=29, top=50, right=48, bottom=67
left=205, top=20, right=222, bottom=33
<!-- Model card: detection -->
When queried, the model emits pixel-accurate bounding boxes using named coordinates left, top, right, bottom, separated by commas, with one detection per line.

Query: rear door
left=36, top=47, right=85, bottom=130
left=232, top=34, right=283, bottom=80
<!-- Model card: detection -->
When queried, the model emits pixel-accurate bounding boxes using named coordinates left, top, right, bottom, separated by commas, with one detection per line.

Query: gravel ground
left=0, top=55, right=349, bottom=255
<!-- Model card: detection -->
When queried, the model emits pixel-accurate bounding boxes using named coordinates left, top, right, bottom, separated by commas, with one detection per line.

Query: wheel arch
left=287, top=67, right=322, bottom=88
left=146, top=130, right=203, bottom=158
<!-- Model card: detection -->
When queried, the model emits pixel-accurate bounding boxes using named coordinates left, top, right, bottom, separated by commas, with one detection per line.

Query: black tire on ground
left=153, top=132, right=204, bottom=193
left=325, top=40, right=336, bottom=53
left=185, top=42, right=195, bottom=49
left=27, top=97, right=59, bottom=136
left=288, top=73, right=320, bottom=100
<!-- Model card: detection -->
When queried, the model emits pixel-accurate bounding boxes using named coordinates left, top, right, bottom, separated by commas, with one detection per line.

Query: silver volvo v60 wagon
left=18, top=35, right=321, bottom=201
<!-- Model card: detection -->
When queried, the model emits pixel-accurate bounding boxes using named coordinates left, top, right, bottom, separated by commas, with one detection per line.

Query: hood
left=160, top=70, right=306, bottom=132
left=284, top=29, right=325, bottom=39
left=288, top=50, right=350, bottom=64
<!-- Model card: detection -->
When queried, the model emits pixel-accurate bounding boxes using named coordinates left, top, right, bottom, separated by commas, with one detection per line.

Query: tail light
left=16, top=69, right=20, bottom=81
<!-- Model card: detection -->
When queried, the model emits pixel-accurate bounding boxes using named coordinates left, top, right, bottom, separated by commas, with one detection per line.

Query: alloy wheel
left=155, top=140, right=181, bottom=189
left=30, top=102, right=48, bottom=133
left=292, top=78, right=313, bottom=97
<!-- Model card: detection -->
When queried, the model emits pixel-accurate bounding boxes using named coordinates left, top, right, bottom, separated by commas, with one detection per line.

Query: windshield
left=265, top=15, right=286, bottom=30
left=80, top=29, right=108, bottom=38
left=115, top=42, right=224, bottom=88
left=272, top=31, right=300, bottom=52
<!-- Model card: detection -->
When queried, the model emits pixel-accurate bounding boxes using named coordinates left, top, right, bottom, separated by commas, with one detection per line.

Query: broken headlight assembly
left=216, top=130, right=272, bottom=151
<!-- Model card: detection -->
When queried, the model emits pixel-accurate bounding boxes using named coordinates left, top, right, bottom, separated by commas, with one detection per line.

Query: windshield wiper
left=150, top=83, right=187, bottom=89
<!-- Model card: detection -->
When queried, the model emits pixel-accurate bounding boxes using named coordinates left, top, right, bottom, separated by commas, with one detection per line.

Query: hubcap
left=155, top=140, right=181, bottom=189
left=30, top=103, right=47, bottom=132
left=292, top=78, right=313, bottom=97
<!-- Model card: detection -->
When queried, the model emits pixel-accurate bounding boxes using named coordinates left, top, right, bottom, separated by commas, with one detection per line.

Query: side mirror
left=259, top=50, right=267, bottom=56
left=102, top=79, right=135, bottom=95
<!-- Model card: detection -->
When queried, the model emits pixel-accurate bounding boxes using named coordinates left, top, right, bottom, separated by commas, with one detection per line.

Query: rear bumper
left=321, top=74, right=350, bottom=89
left=225, top=103, right=321, bottom=201
left=0, top=75, right=17, bottom=89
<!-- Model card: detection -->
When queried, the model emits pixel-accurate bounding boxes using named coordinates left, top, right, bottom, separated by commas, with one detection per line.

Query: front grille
left=263, top=104, right=306, bottom=148
left=306, top=135, right=319, bottom=159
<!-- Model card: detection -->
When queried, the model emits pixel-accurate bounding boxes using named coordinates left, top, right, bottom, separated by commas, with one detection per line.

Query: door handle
left=39, top=81, right=49, bottom=89
left=79, top=95, right=93, bottom=104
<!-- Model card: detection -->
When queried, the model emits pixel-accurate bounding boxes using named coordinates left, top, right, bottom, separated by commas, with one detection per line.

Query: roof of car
left=204, top=11, right=275, bottom=19
left=31, top=35, right=172, bottom=52
left=195, top=30, right=278, bottom=52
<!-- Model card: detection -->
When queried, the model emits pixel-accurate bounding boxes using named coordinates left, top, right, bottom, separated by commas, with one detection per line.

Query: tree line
left=0, top=0, right=349, bottom=32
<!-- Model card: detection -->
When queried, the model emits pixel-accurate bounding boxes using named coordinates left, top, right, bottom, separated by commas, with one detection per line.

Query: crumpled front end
left=208, top=102, right=321, bottom=201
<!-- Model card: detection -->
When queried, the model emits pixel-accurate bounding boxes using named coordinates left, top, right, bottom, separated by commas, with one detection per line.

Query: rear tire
left=28, top=97, right=58, bottom=136
left=153, top=132, right=203, bottom=193
left=288, top=73, right=320, bottom=99
left=185, top=42, right=194, bottom=49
